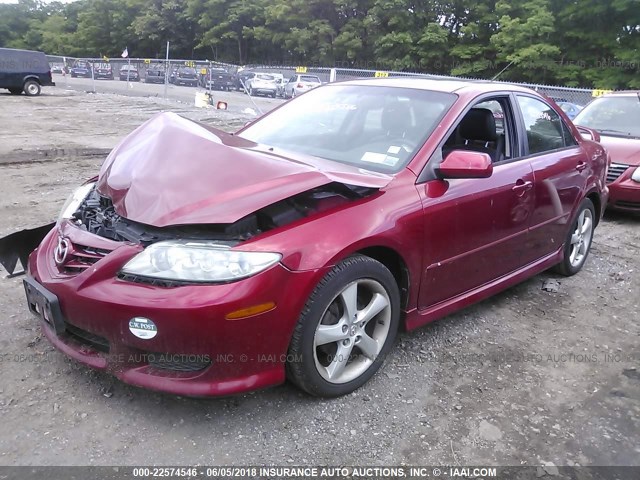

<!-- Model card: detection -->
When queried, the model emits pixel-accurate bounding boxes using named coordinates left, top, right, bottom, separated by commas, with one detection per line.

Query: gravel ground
left=0, top=92, right=638, bottom=468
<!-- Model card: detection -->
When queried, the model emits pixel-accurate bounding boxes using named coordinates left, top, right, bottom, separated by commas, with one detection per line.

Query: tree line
left=1, top=0, right=638, bottom=88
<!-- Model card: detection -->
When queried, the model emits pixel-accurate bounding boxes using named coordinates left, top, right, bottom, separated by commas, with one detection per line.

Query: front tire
left=287, top=255, right=400, bottom=397
left=554, top=198, right=595, bottom=276
left=23, top=80, right=41, bottom=96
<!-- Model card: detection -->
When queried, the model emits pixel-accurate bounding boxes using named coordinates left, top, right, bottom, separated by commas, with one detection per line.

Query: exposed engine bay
left=71, top=182, right=377, bottom=246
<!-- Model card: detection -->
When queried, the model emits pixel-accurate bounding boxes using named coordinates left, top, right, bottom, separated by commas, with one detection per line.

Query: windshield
left=256, top=74, right=275, bottom=81
left=240, top=84, right=456, bottom=173
left=574, top=95, right=640, bottom=138
left=301, top=75, right=321, bottom=83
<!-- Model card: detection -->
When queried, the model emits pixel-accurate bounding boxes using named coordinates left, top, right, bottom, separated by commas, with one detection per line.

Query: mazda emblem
left=54, top=236, right=71, bottom=265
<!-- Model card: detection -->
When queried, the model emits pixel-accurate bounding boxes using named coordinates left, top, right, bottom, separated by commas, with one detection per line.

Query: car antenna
left=491, top=61, right=514, bottom=81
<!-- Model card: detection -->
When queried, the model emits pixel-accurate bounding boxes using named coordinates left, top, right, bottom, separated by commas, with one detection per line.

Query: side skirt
left=404, top=248, right=563, bottom=331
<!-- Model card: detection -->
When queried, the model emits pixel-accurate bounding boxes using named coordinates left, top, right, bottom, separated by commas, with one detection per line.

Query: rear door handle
left=512, top=180, right=533, bottom=196
left=576, top=161, right=588, bottom=172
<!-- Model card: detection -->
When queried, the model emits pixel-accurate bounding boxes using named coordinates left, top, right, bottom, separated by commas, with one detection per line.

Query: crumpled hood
left=599, top=135, right=640, bottom=167
left=97, top=112, right=391, bottom=227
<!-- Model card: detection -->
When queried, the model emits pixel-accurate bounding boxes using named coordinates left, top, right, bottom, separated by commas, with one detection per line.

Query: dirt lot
left=0, top=91, right=638, bottom=468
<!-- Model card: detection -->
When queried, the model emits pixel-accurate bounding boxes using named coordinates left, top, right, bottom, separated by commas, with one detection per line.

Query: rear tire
left=553, top=198, right=595, bottom=276
left=23, top=80, right=41, bottom=96
left=287, top=255, right=400, bottom=397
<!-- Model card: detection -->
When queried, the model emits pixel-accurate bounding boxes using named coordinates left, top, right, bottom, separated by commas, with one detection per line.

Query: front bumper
left=252, top=87, right=277, bottom=95
left=207, top=81, right=234, bottom=89
left=607, top=169, right=640, bottom=212
left=26, top=225, right=321, bottom=397
left=175, top=79, right=198, bottom=86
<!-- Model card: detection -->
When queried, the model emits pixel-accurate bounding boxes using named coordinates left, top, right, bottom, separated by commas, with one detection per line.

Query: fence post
left=90, top=59, right=96, bottom=93
left=329, top=68, right=337, bottom=83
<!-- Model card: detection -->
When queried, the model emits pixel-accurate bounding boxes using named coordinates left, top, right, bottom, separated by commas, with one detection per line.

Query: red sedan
left=573, top=90, right=640, bottom=213
left=1, top=78, right=609, bottom=397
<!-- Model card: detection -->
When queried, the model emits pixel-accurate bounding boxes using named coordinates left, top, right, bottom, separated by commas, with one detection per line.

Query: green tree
left=131, top=0, right=197, bottom=58
left=490, top=0, right=560, bottom=84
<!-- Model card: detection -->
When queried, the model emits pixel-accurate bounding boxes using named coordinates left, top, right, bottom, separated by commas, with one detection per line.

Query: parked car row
left=56, top=61, right=325, bottom=100
left=233, top=70, right=322, bottom=98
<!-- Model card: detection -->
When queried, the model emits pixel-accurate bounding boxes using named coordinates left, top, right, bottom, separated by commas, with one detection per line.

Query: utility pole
left=164, top=41, right=170, bottom=99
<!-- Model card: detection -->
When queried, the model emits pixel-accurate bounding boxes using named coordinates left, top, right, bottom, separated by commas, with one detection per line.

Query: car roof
left=337, top=77, right=541, bottom=95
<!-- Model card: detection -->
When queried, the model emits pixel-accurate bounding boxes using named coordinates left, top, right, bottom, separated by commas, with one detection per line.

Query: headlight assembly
left=121, top=240, right=282, bottom=283
left=632, top=167, right=640, bottom=183
left=58, top=182, right=95, bottom=223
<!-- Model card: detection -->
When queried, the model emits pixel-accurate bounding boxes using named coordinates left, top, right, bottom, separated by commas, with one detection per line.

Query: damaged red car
left=0, top=79, right=609, bottom=397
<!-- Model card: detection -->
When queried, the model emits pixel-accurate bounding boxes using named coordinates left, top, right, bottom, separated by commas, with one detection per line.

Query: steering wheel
left=379, top=136, right=418, bottom=153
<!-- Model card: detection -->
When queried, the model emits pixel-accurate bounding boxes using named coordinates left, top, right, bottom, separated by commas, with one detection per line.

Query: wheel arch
left=585, top=189, right=602, bottom=226
left=355, top=246, right=410, bottom=313
left=22, top=75, right=41, bottom=86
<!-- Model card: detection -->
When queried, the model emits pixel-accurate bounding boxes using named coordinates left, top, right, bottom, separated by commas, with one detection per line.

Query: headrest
left=459, top=108, right=497, bottom=142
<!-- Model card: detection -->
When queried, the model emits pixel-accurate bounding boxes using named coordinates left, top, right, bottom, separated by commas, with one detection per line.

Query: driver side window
left=442, top=96, right=512, bottom=163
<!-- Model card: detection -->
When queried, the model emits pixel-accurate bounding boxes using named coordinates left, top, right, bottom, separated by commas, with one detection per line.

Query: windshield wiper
left=598, top=129, right=633, bottom=136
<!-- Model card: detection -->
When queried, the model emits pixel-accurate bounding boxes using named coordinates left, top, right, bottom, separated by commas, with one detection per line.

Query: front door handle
left=512, top=180, right=533, bottom=196
left=576, top=161, right=587, bottom=172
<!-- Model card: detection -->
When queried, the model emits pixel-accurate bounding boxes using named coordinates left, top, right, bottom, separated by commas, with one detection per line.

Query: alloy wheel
left=569, top=207, right=593, bottom=268
left=313, top=279, right=391, bottom=384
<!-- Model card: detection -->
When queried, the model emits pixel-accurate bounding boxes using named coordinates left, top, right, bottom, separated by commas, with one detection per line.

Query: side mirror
left=575, top=125, right=601, bottom=143
left=435, top=150, right=493, bottom=179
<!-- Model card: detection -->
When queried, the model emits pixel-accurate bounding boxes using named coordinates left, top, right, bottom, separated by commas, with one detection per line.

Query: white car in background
left=284, top=74, right=321, bottom=98
left=245, top=73, right=278, bottom=98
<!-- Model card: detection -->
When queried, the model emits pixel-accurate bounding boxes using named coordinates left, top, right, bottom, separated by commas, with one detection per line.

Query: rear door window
left=517, top=96, right=575, bottom=155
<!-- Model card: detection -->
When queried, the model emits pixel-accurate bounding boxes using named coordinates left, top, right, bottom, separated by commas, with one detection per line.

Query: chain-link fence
left=46, top=55, right=236, bottom=82
left=247, top=64, right=595, bottom=106
left=45, top=55, right=598, bottom=110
